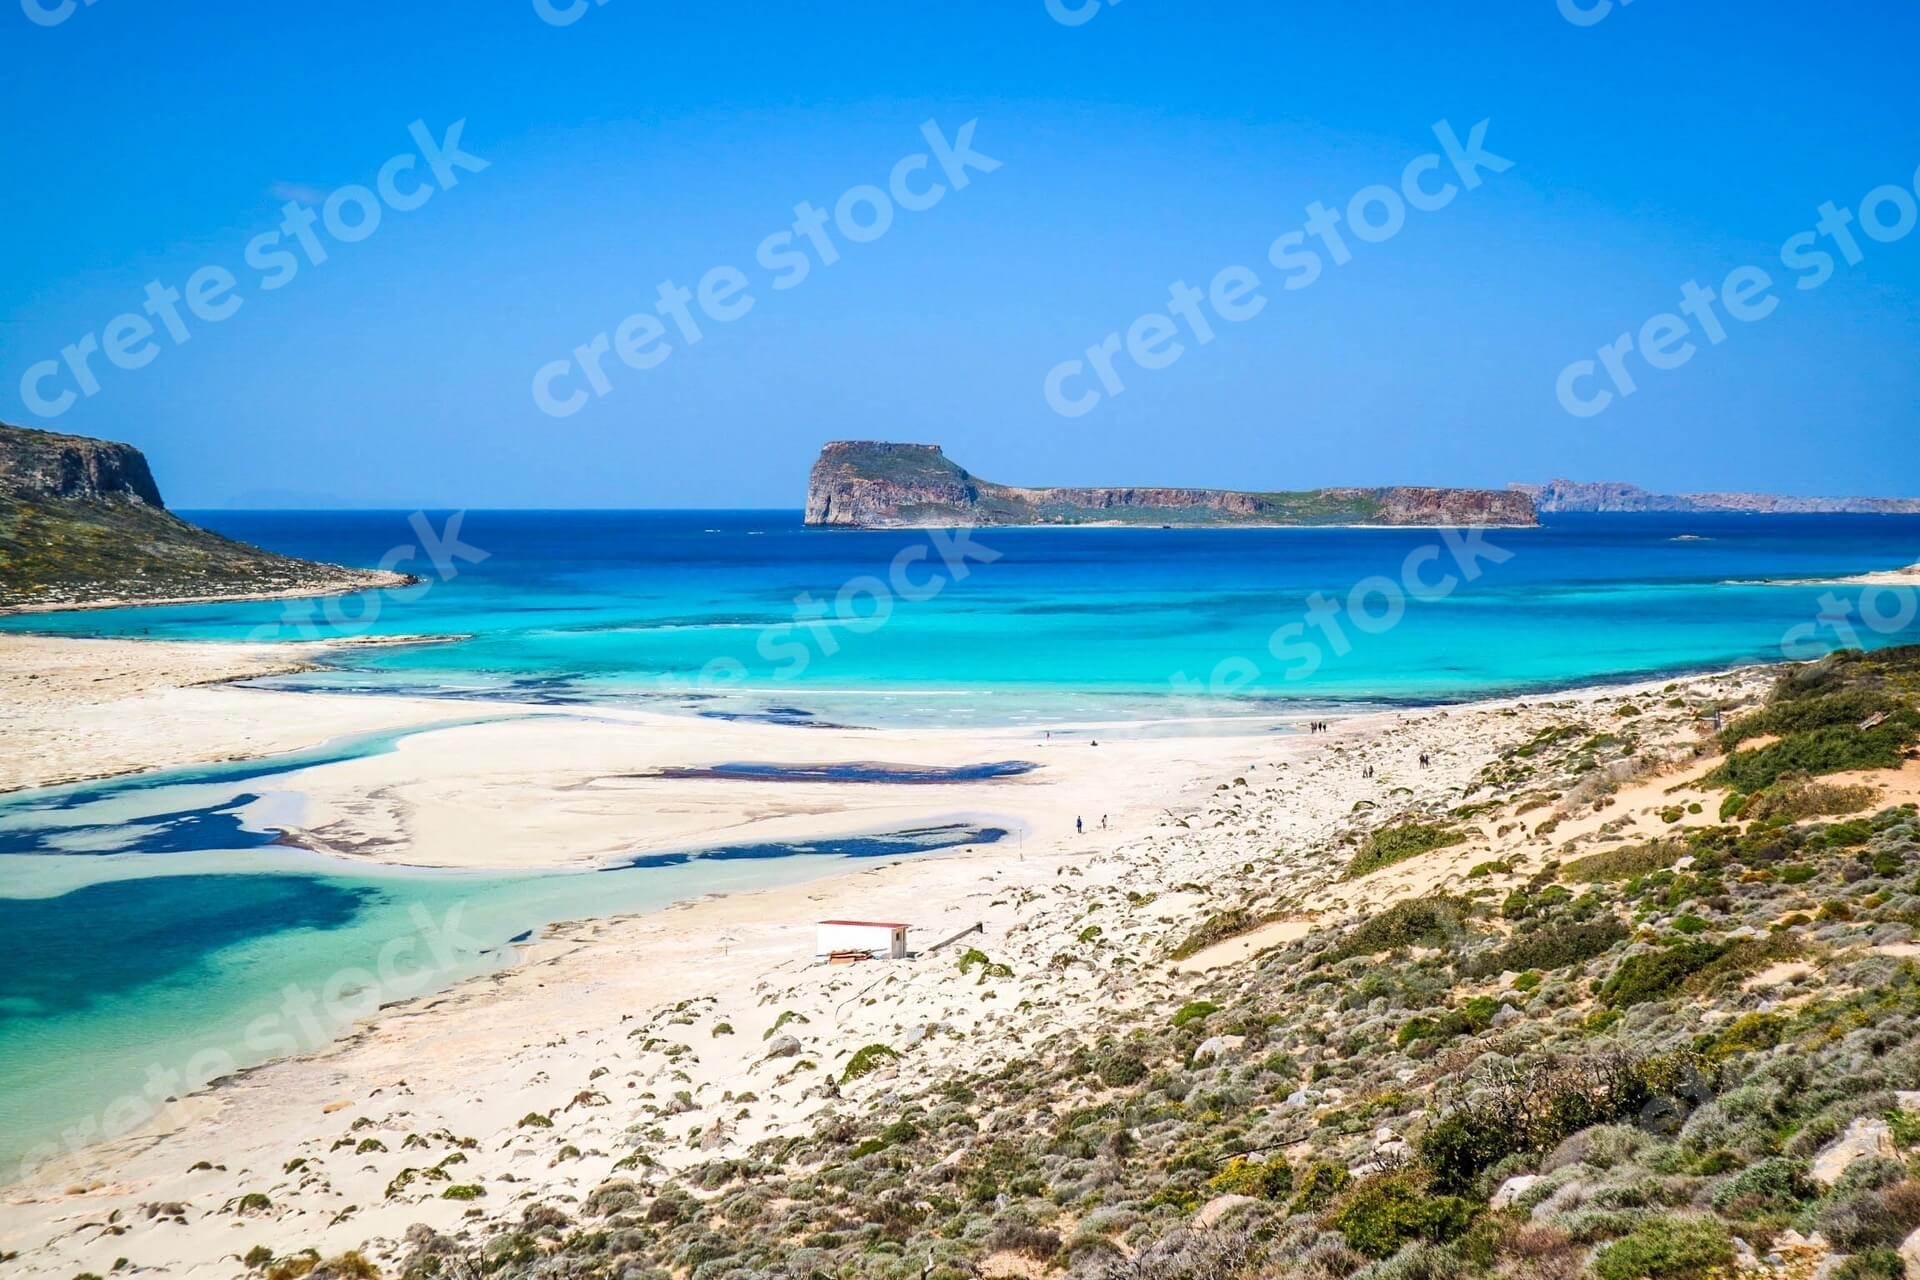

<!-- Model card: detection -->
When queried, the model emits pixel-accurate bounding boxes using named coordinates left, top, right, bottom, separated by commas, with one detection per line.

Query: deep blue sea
left=2, top=509, right=1917, bottom=1179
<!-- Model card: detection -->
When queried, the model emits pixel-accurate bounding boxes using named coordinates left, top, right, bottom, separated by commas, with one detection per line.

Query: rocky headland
left=0, top=422, right=407, bottom=611
left=805, top=442, right=1540, bottom=529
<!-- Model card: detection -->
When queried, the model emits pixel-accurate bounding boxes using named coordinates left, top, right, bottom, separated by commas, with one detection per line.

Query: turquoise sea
left=2, top=509, right=1917, bottom=1179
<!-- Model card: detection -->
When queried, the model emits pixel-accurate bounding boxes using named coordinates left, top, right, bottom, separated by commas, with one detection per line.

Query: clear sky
left=3, top=0, right=1917, bottom=508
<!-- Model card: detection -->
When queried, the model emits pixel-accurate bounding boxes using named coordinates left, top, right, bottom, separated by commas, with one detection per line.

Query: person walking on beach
left=1076, top=816, right=1083, bottom=835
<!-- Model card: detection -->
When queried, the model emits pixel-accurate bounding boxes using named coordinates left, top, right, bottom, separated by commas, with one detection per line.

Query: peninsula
left=0, top=422, right=406, bottom=612
left=804, top=441, right=1539, bottom=528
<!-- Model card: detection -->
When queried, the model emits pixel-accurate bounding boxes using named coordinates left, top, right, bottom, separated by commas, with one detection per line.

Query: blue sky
left=3, top=0, right=1917, bottom=508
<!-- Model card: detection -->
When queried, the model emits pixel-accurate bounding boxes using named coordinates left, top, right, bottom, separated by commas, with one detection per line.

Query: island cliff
left=0, top=423, right=406, bottom=611
left=804, top=442, right=1539, bottom=529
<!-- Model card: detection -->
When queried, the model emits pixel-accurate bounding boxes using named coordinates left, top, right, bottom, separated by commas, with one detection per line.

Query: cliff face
left=1514, top=479, right=1920, bottom=515
left=0, top=422, right=401, bottom=611
left=805, top=442, right=1538, bottom=528
left=0, top=424, right=164, bottom=506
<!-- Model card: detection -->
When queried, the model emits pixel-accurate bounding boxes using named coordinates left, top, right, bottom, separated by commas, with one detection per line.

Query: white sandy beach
left=7, top=632, right=1893, bottom=1279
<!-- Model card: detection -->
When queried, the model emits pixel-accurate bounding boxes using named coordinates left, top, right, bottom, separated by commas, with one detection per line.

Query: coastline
left=0, top=629, right=1815, bottom=1277
left=1834, top=560, right=1920, bottom=587
left=0, top=568, right=415, bottom=617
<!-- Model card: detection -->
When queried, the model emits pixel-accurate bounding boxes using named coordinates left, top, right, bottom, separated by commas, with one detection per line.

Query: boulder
left=1194, top=1195, right=1257, bottom=1229
left=1490, top=1175, right=1542, bottom=1211
left=1194, top=1035, right=1246, bottom=1064
left=764, top=1034, right=802, bottom=1059
left=1812, top=1119, right=1896, bottom=1187
left=1899, top=1223, right=1920, bottom=1280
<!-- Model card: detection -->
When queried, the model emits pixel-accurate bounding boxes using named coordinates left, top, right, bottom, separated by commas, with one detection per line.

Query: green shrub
left=1592, top=1215, right=1733, bottom=1280
left=1600, top=941, right=1730, bottom=1009
left=1348, top=823, right=1467, bottom=878
left=1747, top=778, right=1878, bottom=822
left=1419, top=1051, right=1702, bottom=1194
left=1824, top=818, right=1877, bottom=847
left=442, top=1184, right=485, bottom=1200
left=1206, top=1156, right=1294, bottom=1200
left=1711, top=720, right=1917, bottom=792
left=1324, top=896, right=1472, bottom=962
left=763, top=1010, right=810, bottom=1038
left=1288, top=1161, right=1351, bottom=1215
left=1171, top=1000, right=1220, bottom=1029
left=1700, top=1012, right=1786, bottom=1060
left=1095, top=1045, right=1148, bottom=1088
left=1461, top=917, right=1628, bottom=977
left=842, top=1044, right=901, bottom=1081
left=1329, top=1172, right=1477, bottom=1259
left=1564, top=841, right=1683, bottom=882
left=1170, top=907, right=1262, bottom=959
left=1836, top=1248, right=1907, bottom=1280
left=957, top=949, right=1012, bottom=980
left=1710, top=1157, right=1814, bottom=1214
left=1397, top=996, right=1500, bottom=1047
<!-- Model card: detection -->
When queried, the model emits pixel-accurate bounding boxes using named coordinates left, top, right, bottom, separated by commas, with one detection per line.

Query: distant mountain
left=804, top=442, right=1539, bottom=529
left=1513, top=479, right=1920, bottom=515
left=0, top=423, right=404, bottom=611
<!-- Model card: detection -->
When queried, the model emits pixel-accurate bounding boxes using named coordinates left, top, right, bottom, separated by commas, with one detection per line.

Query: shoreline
left=1728, top=560, right=1920, bottom=589
left=0, top=568, right=415, bottom=617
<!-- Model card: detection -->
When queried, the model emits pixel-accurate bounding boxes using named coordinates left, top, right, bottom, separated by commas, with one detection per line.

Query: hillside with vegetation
left=197, top=648, right=1896, bottom=1280
left=0, top=422, right=401, bottom=610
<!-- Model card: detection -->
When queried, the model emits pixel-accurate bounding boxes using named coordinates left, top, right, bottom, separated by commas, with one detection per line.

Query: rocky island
left=804, top=442, right=1539, bottom=528
left=0, top=422, right=406, bottom=612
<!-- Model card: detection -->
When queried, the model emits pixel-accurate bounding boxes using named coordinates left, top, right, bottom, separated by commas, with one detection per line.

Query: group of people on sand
left=1306, top=720, right=1332, bottom=733
left=1075, top=815, right=1108, bottom=835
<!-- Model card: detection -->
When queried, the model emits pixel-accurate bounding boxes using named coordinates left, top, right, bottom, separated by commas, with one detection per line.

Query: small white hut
left=816, top=920, right=908, bottom=962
